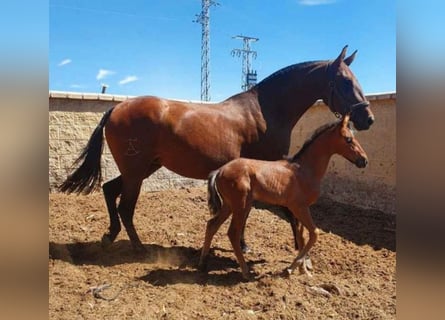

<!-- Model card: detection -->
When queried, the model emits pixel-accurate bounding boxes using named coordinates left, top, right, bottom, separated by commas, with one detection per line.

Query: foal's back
left=216, top=158, right=302, bottom=208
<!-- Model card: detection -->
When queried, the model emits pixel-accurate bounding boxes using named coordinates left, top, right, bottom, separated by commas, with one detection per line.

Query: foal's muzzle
left=355, top=157, right=368, bottom=168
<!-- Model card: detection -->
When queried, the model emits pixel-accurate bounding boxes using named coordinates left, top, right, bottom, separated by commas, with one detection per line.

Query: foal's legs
left=228, top=205, right=252, bottom=280
left=286, top=208, right=314, bottom=270
left=241, top=205, right=301, bottom=252
left=198, top=204, right=231, bottom=270
left=287, top=206, right=319, bottom=276
left=282, top=207, right=300, bottom=250
left=239, top=213, right=251, bottom=253
left=101, top=176, right=123, bottom=248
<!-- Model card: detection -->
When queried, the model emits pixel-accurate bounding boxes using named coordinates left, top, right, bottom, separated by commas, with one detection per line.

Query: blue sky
left=49, top=0, right=396, bottom=101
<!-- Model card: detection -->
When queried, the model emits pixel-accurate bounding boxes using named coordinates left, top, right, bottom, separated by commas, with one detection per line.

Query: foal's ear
left=341, top=114, right=350, bottom=127
left=331, top=45, right=348, bottom=70
left=344, top=50, right=357, bottom=66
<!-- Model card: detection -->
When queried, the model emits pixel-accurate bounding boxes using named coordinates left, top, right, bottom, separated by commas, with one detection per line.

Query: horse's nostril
left=367, top=116, right=375, bottom=126
left=356, top=157, right=368, bottom=168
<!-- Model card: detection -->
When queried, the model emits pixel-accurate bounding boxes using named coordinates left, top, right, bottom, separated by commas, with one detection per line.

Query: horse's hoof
left=241, top=245, right=252, bottom=254
left=101, top=234, right=113, bottom=249
left=305, top=257, right=313, bottom=270
left=241, top=273, right=254, bottom=282
left=283, top=268, right=293, bottom=277
left=299, top=263, right=313, bottom=278
left=197, top=262, right=208, bottom=272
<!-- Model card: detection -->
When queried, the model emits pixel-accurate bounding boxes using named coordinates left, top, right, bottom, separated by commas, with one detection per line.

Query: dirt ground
left=49, top=187, right=396, bottom=319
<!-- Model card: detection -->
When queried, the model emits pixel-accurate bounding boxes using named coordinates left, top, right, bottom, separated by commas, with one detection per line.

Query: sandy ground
left=49, top=187, right=396, bottom=319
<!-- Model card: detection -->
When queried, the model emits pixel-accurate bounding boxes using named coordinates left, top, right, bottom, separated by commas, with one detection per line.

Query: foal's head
left=330, top=114, right=368, bottom=168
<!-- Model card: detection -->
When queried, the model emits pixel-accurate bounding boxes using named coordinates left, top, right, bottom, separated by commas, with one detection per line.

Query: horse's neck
left=296, top=136, right=333, bottom=187
left=257, top=62, right=329, bottom=127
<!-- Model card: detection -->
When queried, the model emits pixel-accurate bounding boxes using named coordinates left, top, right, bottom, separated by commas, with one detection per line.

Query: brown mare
left=199, top=115, right=368, bottom=280
left=59, top=46, right=374, bottom=253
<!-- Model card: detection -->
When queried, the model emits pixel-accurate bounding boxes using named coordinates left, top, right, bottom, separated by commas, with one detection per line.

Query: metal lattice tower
left=194, top=0, right=218, bottom=102
left=231, top=35, right=259, bottom=91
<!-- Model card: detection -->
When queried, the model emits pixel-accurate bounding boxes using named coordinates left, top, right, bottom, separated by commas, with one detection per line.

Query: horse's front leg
left=284, top=207, right=313, bottom=270
left=286, top=206, right=319, bottom=277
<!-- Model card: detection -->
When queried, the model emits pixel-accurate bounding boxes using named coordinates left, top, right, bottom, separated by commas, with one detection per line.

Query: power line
left=194, top=0, right=219, bottom=102
left=231, top=35, right=259, bottom=91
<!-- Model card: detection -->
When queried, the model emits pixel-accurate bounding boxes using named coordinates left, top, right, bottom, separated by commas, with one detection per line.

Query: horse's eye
left=346, top=137, right=353, bottom=143
left=343, top=79, right=353, bottom=91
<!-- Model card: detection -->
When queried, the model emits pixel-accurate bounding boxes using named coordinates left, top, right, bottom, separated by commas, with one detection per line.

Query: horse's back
left=104, top=96, right=248, bottom=179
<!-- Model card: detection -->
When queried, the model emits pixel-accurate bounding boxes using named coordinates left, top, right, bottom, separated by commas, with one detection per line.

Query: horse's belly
left=161, top=154, right=226, bottom=179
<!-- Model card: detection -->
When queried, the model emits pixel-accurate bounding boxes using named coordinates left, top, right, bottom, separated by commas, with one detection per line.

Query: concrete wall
left=49, top=91, right=396, bottom=214
left=289, top=94, right=396, bottom=214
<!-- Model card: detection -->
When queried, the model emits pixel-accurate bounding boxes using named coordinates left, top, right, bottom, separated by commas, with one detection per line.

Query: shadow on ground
left=255, top=197, right=396, bottom=252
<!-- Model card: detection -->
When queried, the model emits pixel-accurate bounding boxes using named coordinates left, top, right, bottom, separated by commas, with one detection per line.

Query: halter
left=326, top=63, right=370, bottom=118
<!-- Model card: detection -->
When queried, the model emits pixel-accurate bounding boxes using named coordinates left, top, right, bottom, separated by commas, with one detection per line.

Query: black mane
left=256, top=60, right=327, bottom=88
left=286, top=120, right=339, bottom=163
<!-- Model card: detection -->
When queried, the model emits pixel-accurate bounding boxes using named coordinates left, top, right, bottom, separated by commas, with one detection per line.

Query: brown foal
left=198, top=115, right=368, bottom=280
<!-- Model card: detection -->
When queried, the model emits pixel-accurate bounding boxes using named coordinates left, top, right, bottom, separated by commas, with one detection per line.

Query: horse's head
left=323, top=46, right=375, bottom=131
left=332, top=114, right=368, bottom=168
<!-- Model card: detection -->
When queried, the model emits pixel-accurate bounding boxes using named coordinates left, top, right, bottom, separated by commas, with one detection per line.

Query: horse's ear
left=331, top=45, right=348, bottom=71
left=344, top=50, right=357, bottom=66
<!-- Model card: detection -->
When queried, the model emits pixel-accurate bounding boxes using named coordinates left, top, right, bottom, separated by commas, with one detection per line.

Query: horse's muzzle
left=350, top=103, right=374, bottom=131
left=355, top=157, right=368, bottom=168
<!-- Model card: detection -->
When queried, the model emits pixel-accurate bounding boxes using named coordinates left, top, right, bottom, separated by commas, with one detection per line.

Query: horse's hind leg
left=228, top=206, right=252, bottom=280
left=240, top=211, right=251, bottom=253
left=118, top=177, right=145, bottom=252
left=198, top=204, right=231, bottom=271
left=101, top=176, right=123, bottom=248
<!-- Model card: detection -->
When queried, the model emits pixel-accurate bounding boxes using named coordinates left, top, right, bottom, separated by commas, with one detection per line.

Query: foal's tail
left=207, top=170, right=222, bottom=216
left=58, top=107, right=115, bottom=194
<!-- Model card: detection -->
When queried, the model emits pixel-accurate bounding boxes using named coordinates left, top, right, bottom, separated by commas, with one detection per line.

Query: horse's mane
left=286, top=120, right=339, bottom=163
left=256, top=60, right=327, bottom=87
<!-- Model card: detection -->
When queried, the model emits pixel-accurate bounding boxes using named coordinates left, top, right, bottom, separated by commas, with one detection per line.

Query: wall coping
left=49, top=90, right=396, bottom=104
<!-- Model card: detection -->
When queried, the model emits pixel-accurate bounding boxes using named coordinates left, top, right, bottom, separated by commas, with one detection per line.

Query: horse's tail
left=207, top=170, right=222, bottom=216
left=58, top=107, right=115, bottom=194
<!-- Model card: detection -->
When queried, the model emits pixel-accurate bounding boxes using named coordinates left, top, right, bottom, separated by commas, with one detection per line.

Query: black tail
left=207, top=170, right=222, bottom=215
left=59, top=107, right=115, bottom=194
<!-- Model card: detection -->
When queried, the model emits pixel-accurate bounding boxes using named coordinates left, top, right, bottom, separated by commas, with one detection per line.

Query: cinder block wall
left=49, top=91, right=396, bottom=214
left=49, top=92, right=206, bottom=193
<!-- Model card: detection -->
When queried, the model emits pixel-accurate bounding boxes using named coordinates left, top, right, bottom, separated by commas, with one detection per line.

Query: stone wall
left=49, top=91, right=396, bottom=214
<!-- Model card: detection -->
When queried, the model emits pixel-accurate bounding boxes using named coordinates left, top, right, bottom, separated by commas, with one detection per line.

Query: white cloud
left=96, top=69, right=115, bottom=80
left=119, top=75, right=139, bottom=85
left=58, top=59, right=72, bottom=66
left=298, top=0, right=336, bottom=5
